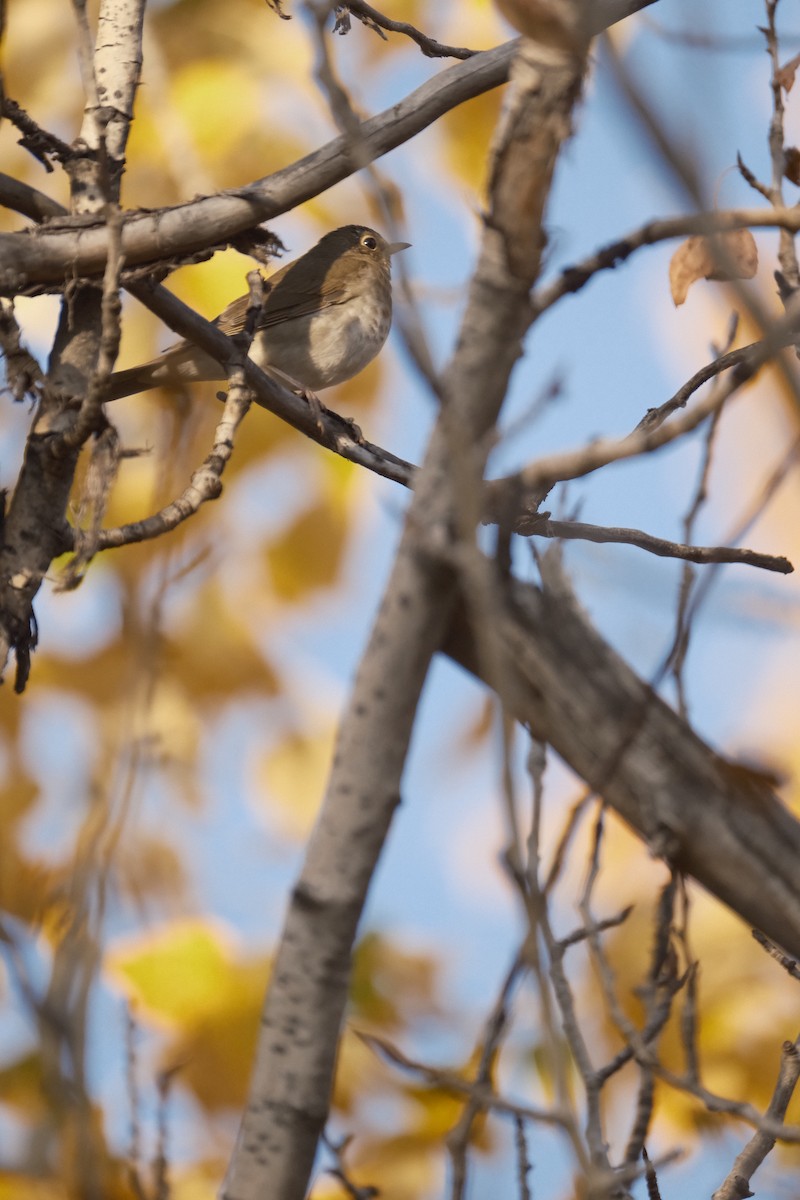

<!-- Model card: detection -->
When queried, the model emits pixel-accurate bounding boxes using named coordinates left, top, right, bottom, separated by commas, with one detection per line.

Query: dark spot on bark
left=292, top=881, right=324, bottom=912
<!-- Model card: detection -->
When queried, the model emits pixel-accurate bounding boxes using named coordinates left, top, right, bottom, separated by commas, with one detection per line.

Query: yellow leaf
left=106, top=919, right=248, bottom=1026
left=442, top=89, right=503, bottom=192
left=0, top=1175, right=65, bottom=1200
left=110, top=920, right=271, bottom=1112
left=259, top=724, right=337, bottom=837
left=266, top=458, right=356, bottom=601
left=172, top=981, right=264, bottom=1111
left=350, top=932, right=440, bottom=1029
left=168, top=1161, right=227, bottom=1200
left=0, top=1052, right=47, bottom=1118
left=165, top=580, right=279, bottom=699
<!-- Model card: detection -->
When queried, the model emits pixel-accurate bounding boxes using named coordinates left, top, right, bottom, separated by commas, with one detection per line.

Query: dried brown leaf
left=785, top=146, right=800, bottom=186
left=669, top=230, right=758, bottom=306
left=776, top=51, right=800, bottom=93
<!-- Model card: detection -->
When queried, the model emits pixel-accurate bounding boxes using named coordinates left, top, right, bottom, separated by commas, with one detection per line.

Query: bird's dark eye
left=362, top=235, right=377, bottom=250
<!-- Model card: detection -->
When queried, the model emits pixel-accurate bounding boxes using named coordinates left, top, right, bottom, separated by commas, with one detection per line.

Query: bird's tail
left=105, top=344, right=223, bottom=401
left=105, top=360, right=165, bottom=401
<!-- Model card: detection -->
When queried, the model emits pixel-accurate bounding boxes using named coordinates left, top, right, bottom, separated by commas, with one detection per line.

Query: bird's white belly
left=253, top=301, right=391, bottom=391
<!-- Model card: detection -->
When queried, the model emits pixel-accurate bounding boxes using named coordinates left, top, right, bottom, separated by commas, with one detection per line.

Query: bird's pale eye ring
left=362, top=235, right=378, bottom=250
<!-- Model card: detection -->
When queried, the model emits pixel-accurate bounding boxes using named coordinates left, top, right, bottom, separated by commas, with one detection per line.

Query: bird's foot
left=301, top=386, right=328, bottom=437
left=340, top=415, right=364, bottom=445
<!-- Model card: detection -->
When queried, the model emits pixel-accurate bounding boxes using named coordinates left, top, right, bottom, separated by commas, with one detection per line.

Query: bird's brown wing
left=214, top=265, right=350, bottom=335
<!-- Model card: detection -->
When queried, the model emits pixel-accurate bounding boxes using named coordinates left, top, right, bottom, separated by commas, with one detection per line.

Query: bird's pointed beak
left=387, top=241, right=411, bottom=256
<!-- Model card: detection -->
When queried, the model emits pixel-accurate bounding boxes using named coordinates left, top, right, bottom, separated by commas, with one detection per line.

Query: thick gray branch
left=0, top=41, right=516, bottom=291
left=444, top=561, right=800, bottom=960
left=0, top=0, right=655, bottom=293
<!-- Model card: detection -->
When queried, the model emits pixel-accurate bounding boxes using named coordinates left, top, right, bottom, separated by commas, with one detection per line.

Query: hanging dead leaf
left=669, top=229, right=758, bottom=306
left=785, top=146, right=800, bottom=186
left=776, top=51, right=800, bottom=93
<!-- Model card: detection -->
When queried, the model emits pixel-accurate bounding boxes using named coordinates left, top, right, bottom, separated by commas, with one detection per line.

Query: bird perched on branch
left=107, top=225, right=410, bottom=400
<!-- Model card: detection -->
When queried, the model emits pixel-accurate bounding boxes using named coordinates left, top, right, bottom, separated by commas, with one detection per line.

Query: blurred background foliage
left=2, top=0, right=800, bottom=1197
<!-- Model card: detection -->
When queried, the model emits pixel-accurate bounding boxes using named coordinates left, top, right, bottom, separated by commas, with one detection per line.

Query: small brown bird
left=107, top=225, right=410, bottom=400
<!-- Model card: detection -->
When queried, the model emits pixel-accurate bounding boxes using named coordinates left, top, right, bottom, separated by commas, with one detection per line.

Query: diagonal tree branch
left=0, top=0, right=656, bottom=292
left=443, top=555, right=800, bottom=961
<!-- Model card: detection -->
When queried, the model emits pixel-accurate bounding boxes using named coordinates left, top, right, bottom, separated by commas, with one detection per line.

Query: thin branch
left=763, top=0, right=800, bottom=286
left=0, top=40, right=520, bottom=290
left=511, top=305, right=800, bottom=495
left=543, top=789, right=594, bottom=893
left=752, top=929, right=800, bottom=982
left=335, top=1, right=477, bottom=59
left=642, top=1147, right=664, bottom=1200
left=676, top=880, right=701, bottom=1085
left=321, top=1131, right=379, bottom=1200
left=446, top=955, right=525, bottom=1200
left=57, top=203, right=125, bottom=453
left=357, top=1031, right=571, bottom=1129
left=671, top=430, right=800, bottom=643
left=514, top=1117, right=532, bottom=1200
left=559, top=905, right=634, bottom=951
left=0, top=96, right=73, bottom=171
left=666, top=316, right=740, bottom=714
left=92, top=274, right=263, bottom=551
left=532, top=209, right=800, bottom=315
left=521, top=515, right=793, bottom=574
left=0, top=171, right=66, bottom=222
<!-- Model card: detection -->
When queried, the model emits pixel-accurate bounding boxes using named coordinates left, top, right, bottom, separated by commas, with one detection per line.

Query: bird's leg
left=262, top=364, right=327, bottom=436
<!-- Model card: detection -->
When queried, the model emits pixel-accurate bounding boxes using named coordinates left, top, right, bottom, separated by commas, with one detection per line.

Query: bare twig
left=124, top=1008, right=148, bottom=1200
left=57, top=203, right=125, bottom=453
left=543, top=789, right=594, bottom=893
left=668, top=320, right=737, bottom=715
left=93, top=281, right=261, bottom=551
left=335, top=1, right=477, bottom=59
left=752, top=929, right=800, bottom=981
left=321, top=1131, right=379, bottom=1200
left=531, top=210, right=800, bottom=316
left=667, top=430, right=800, bottom=648
left=357, top=1031, right=571, bottom=1128
left=712, top=1037, right=800, bottom=1200
left=676, top=880, right=701, bottom=1084
left=511, top=306, right=800, bottom=495
left=642, top=1147, right=663, bottom=1200
left=446, top=955, right=525, bottom=1200
left=520, top=516, right=793, bottom=574
left=514, top=1117, right=532, bottom=1200
left=763, top=0, right=800, bottom=287
left=0, top=96, right=73, bottom=170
